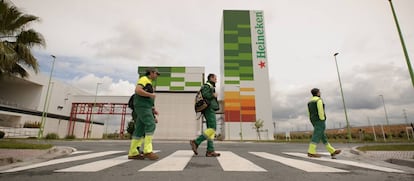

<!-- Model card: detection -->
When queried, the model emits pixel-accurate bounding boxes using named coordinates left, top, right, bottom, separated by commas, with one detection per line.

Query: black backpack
left=128, top=94, right=135, bottom=110
left=194, top=86, right=209, bottom=113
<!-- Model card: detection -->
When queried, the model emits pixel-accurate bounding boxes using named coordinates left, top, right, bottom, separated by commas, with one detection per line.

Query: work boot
left=137, top=147, right=143, bottom=154
left=205, top=151, right=220, bottom=157
left=144, top=152, right=159, bottom=160
left=307, top=153, right=321, bottom=158
left=190, top=140, right=198, bottom=155
left=128, top=153, right=144, bottom=160
left=330, top=149, right=341, bottom=159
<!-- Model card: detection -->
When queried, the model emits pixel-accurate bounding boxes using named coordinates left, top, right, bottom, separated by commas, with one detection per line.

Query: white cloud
left=271, top=62, right=414, bottom=132
left=68, top=74, right=135, bottom=96
left=106, top=79, right=136, bottom=96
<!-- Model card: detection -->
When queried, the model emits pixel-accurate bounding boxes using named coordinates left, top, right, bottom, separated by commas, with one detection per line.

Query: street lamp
left=38, top=55, right=56, bottom=138
left=239, top=92, right=243, bottom=141
left=88, top=82, right=102, bottom=138
left=235, top=85, right=243, bottom=141
left=388, top=0, right=414, bottom=88
left=45, top=82, right=55, bottom=119
left=379, top=94, right=391, bottom=139
left=333, top=53, right=352, bottom=141
left=403, top=109, right=408, bottom=125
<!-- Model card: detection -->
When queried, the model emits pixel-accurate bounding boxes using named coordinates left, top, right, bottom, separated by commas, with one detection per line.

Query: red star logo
left=258, top=61, right=266, bottom=69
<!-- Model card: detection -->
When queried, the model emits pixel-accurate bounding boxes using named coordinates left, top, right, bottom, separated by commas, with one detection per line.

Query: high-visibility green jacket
left=307, top=96, right=326, bottom=121
left=202, top=82, right=219, bottom=111
left=135, top=76, right=155, bottom=108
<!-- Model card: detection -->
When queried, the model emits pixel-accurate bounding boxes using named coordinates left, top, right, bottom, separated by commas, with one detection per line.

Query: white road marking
left=217, top=151, right=266, bottom=172
left=139, top=150, right=193, bottom=171
left=71, top=151, right=92, bottom=155
left=55, top=155, right=130, bottom=172
left=0, top=151, right=124, bottom=173
left=250, top=152, right=348, bottom=173
left=283, top=152, right=405, bottom=173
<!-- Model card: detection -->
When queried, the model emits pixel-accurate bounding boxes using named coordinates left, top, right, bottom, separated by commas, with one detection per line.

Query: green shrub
left=363, top=134, right=375, bottom=141
left=23, top=121, right=41, bottom=128
left=398, top=131, right=406, bottom=138
left=65, top=135, right=76, bottom=139
left=0, top=131, right=5, bottom=139
left=104, top=133, right=121, bottom=139
left=45, top=133, right=59, bottom=139
left=127, top=120, right=134, bottom=136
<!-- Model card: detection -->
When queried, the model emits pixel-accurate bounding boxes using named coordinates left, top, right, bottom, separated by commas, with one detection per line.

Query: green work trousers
left=310, top=120, right=328, bottom=144
left=195, top=107, right=216, bottom=152
left=132, top=107, right=156, bottom=139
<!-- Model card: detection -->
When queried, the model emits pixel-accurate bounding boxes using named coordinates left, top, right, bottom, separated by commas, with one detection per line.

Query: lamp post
left=388, top=0, right=414, bottom=88
left=88, top=82, right=102, bottom=138
left=236, top=86, right=243, bottom=141
left=45, top=82, right=54, bottom=121
left=367, top=116, right=377, bottom=141
left=239, top=93, right=243, bottom=141
left=226, top=113, right=230, bottom=140
left=333, top=53, right=352, bottom=141
left=403, top=109, right=408, bottom=125
left=38, top=55, right=56, bottom=138
left=379, top=94, right=391, bottom=139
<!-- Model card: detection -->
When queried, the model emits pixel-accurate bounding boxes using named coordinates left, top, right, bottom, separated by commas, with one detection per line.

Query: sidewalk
left=350, top=146, right=414, bottom=168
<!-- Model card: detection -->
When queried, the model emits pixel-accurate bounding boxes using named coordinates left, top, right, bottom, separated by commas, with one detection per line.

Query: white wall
left=0, top=111, right=21, bottom=127
left=1, top=71, right=205, bottom=140
left=154, top=92, right=201, bottom=140
left=43, top=118, right=104, bottom=139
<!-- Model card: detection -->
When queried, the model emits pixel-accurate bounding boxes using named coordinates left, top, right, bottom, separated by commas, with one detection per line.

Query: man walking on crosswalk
left=190, top=73, right=221, bottom=157
left=307, top=88, right=341, bottom=159
left=128, top=67, right=160, bottom=160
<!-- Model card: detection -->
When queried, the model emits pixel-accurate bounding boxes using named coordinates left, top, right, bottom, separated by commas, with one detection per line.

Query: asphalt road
left=0, top=140, right=413, bottom=181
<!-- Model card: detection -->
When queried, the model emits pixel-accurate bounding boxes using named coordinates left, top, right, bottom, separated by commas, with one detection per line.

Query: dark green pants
left=195, top=107, right=216, bottom=152
left=132, top=107, right=156, bottom=139
left=310, top=120, right=328, bottom=144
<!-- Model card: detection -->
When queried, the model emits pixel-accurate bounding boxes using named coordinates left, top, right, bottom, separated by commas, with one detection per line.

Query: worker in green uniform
left=190, top=73, right=221, bottom=157
left=128, top=67, right=160, bottom=160
left=307, top=88, right=341, bottom=159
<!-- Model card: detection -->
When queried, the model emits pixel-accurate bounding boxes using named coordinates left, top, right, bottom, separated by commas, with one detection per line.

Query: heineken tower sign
left=221, top=10, right=272, bottom=140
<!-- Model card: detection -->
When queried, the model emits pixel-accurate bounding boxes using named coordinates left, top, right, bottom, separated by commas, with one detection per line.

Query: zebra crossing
left=250, top=152, right=348, bottom=173
left=0, top=150, right=406, bottom=174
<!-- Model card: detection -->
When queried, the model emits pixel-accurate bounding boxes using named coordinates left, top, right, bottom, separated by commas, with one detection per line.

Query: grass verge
left=357, top=144, right=414, bottom=151
left=0, top=139, right=52, bottom=149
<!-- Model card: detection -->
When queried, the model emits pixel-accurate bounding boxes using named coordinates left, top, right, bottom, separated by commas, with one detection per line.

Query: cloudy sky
left=12, top=0, right=414, bottom=132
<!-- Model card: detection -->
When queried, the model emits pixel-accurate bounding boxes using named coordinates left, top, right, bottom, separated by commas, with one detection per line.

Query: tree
left=253, top=119, right=264, bottom=140
left=0, top=0, right=45, bottom=78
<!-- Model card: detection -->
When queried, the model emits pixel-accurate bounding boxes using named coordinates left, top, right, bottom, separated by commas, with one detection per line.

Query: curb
left=350, top=145, right=414, bottom=168
left=350, top=146, right=363, bottom=155
left=385, top=158, right=414, bottom=168
left=43, top=146, right=76, bottom=159
left=0, top=146, right=76, bottom=171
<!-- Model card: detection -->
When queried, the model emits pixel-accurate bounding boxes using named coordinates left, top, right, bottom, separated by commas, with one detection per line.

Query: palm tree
left=253, top=119, right=264, bottom=140
left=0, top=0, right=45, bottom=78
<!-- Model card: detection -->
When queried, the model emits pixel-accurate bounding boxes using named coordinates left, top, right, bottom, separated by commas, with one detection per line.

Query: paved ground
left=0, top=144, right=413, bottom=169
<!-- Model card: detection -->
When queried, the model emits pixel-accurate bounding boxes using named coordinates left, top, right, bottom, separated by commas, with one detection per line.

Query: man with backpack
left=190, top=73, right=221, bottom=157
